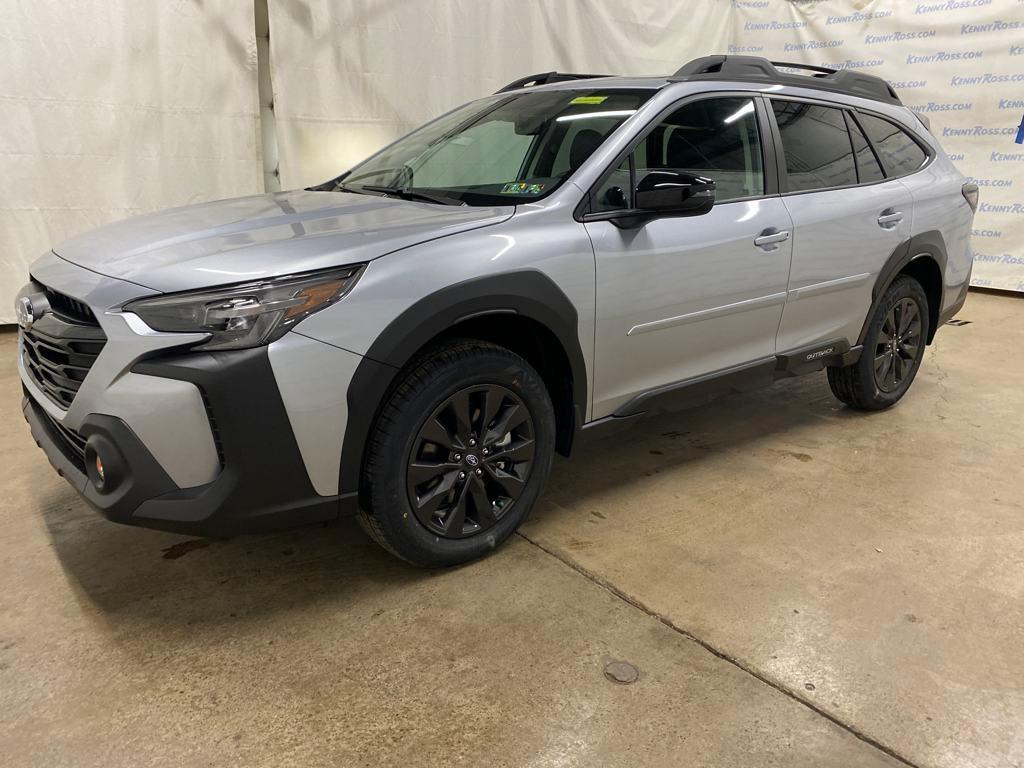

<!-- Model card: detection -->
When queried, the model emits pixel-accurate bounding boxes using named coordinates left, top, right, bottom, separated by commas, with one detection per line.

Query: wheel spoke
left=492, top=437, right=535, bottom=463
left=408, top=460, right=459, bottom=485
left=467, top=476, right=496, bottom=528
left=485, top=464, right=526, bottom=500
left=898, top=301, right=918, bottom=335
left=448, top=390, right=475, bottom=445
left=442, top=487, right=468, bottom=535
left=414, top=471, right=459, bottom=516
left=899, top=341, right=919, bottom=359
left=876, top=353, right=893, bottom=384
left=883, top=309, right=897, bottom=340
left=419, top=417, right=457, bottom=451
left=485, top=402, right=529, bottom=445
left=892, top=352, right=903, bottom=383
left=479, top=389, right=503, bottom=437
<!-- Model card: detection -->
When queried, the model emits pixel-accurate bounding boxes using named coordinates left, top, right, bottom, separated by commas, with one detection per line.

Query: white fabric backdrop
left=0, top=0, right=262, bottom=323
left=266, top=0, right=731, bottom=187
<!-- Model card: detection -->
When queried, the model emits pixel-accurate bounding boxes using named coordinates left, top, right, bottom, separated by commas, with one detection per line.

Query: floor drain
left=604, top=660, right=639, bottom=685
left=947, top=319, right=971, bottom=326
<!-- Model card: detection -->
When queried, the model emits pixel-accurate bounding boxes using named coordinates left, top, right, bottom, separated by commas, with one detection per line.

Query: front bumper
left=24, top=345, right=358, bottom=536
left=20, top=253, right=360, bottom=536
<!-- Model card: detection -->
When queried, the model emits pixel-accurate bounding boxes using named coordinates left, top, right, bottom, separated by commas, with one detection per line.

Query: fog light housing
left=84, top=435, right=121, bottom=493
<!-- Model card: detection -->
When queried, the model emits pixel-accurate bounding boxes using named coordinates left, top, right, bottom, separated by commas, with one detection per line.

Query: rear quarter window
left=771, top=100, right=858, bottom=192
left=855, top=113, right=928, bottom=177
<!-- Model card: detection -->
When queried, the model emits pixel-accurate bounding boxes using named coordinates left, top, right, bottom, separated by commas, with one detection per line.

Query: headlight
left=124, top=265, right=364, bottom=350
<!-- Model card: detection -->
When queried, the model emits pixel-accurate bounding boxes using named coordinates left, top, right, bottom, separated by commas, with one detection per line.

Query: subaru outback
left=18, top=56, right=976, bottom=566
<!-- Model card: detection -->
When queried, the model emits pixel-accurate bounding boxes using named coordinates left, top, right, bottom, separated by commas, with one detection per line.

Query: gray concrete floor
left=0, top=291, right=1021, bottom=768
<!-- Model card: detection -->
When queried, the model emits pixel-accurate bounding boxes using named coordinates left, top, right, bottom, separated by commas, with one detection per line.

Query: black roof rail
left=496, top=71, right=611, bottom=93
left=672, top=55, right=901, bottom=106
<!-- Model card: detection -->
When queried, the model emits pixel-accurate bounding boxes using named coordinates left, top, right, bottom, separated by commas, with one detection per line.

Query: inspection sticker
left=570, top=95, right=607, bottom=105
left=500, top=182, right=545, bottom=194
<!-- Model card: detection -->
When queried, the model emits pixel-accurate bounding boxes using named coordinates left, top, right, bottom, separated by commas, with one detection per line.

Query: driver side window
left=592, top=96, right=764, bottom=212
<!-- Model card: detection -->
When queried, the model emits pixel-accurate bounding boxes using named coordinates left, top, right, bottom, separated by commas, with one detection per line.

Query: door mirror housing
left=634, top=171, right=716, bottom=217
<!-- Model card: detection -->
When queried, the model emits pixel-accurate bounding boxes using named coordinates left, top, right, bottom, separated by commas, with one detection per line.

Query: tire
left=827, top=275, right=930, bottom=411
left=358, top=340, right=555, bottom=567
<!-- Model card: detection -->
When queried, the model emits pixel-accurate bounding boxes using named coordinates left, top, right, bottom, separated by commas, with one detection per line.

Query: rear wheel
left=359, top=341, right=555, bottom=567
left=827, top=275, right=929, bottom=410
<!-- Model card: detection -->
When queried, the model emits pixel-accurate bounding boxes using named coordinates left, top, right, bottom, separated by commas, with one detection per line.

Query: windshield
left=335, top=89, right=654, bottom=206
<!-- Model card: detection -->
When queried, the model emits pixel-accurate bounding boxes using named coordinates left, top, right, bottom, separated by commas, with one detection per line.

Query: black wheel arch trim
left=858, top=229, right=947, bottom=347
left=339, top=270, right=588, bottom=496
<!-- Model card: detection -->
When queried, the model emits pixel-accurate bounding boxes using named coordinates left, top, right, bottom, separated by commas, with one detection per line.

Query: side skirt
left=583, top=339, right=860, bottom=436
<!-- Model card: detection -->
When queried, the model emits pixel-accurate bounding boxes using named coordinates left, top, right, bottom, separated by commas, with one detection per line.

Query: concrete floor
left=0, top=291, right=1021, bottom=768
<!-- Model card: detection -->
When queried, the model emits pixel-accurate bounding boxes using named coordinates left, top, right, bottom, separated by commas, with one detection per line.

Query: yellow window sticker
left=570, top=96, right=607, bottom=105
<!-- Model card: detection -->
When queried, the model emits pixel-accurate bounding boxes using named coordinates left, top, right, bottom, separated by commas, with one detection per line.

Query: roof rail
left=496, top=71, right=610, bottom=93
left=672, top=55, right=901, bottom=105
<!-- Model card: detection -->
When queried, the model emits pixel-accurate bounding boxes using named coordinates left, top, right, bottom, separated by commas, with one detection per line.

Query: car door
left=584, top=94, right=794, bottom=418
left=769, top=98, right=915, bottom=353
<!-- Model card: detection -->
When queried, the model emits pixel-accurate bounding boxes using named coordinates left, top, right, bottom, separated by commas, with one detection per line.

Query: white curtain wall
left=0, top=0, right=261, bottom=323
left=1, top=0, right=1021, bottom=324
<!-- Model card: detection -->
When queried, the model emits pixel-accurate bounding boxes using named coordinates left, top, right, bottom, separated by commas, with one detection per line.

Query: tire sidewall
left=365, top=347, right=555, bottom=567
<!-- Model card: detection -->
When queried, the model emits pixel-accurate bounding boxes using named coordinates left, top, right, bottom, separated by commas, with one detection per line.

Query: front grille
left=42, top=285, right=98, bottom=325
left=21, top=286, right=106, bottom=409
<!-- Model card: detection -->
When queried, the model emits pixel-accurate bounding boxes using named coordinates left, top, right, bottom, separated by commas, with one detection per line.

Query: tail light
left=962, top=183, right=979, bottom=212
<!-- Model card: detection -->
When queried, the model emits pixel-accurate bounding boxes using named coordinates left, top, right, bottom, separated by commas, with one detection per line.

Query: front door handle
left=877, top=209, right=904, bottom=228
left=754, top=228, right=791, bottom=251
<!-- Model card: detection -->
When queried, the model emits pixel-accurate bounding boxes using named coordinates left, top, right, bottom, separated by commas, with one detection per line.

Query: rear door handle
left=877, top=209, right=904, bottom=228
left=754, top=228, right=790, bottom=251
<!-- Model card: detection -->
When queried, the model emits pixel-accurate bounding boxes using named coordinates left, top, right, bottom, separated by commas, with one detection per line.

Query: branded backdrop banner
left=268, top=0, right=1024, bottom=293
left=731, top=0, right=1023, bottom=291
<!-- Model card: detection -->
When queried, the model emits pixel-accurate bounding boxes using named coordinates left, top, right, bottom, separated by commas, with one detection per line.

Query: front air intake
left=21, top=281, right=106, bottom=409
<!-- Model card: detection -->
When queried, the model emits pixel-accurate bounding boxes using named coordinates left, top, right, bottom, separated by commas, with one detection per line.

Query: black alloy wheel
left=406, top=385, right=535, bottom=538
left=874, top=297, right=923, bottom=393
left=826, top=275, right=930, bottom=411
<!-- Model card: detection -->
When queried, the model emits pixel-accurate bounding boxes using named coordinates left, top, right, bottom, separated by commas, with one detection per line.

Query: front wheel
left=358, top=341, right=555, bottom=567
left=827, top=275, right=930, bottom=410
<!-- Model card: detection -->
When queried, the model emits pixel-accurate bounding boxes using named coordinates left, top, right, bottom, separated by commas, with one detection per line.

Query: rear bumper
left=938, top=279, right=970, bottom=328
left=23, top=345, right=359, bottom=536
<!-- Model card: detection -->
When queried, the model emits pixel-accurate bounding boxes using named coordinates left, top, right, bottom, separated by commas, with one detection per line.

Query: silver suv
left=18, top=56, right=976, bottom=566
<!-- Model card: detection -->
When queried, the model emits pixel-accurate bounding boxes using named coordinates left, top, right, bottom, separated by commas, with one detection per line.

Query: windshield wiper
left=359, top=185, right=466, bottom=207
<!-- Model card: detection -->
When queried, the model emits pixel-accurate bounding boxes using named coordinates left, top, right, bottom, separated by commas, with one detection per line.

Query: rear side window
left=772, top=100, right=858, bottom=192
left=845, top=114, right=885, bottom=183
left=855, top=113, right=928, bottom=177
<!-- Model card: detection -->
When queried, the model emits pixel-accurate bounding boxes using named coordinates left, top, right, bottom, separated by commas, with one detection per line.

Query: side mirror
left=634, top=171, right=715, bottom=217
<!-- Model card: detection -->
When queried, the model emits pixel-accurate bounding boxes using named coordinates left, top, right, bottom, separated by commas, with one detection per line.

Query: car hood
left=52, top=190, right=513, bottom=293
